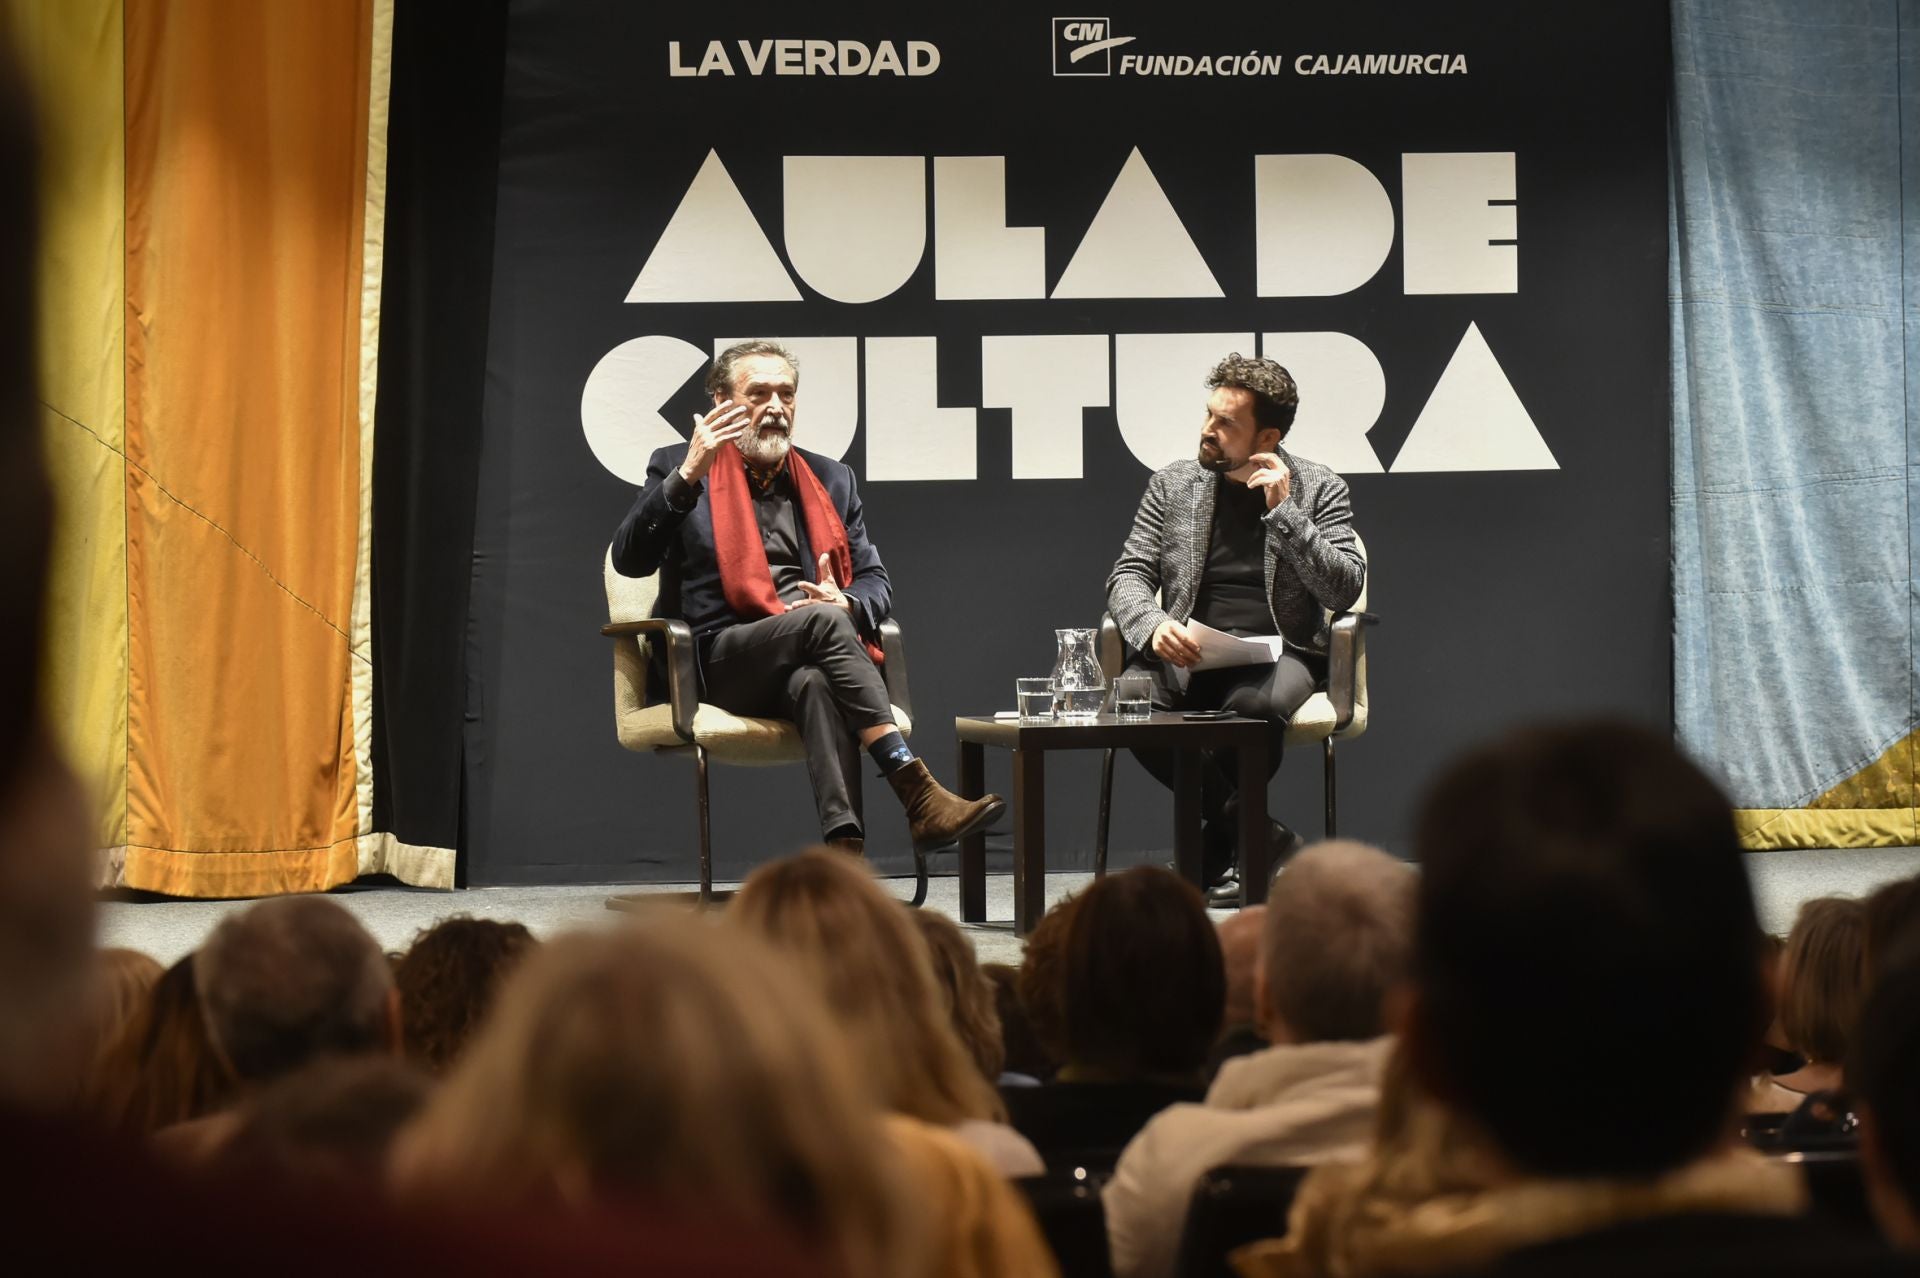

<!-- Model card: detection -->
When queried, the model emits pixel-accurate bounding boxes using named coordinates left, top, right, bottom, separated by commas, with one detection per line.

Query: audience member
left=1104, top=842, right=1410, bottom=1278
left=912, top=908, right=1005, bottom=1085
left=224, top=1054, right=432, bottom=1188
left=1210, top=904, right=1270, bottom=1072
left=1014, top=890, right=1083, bottom=1072
left=84, top=953, right=237, bottom=1133
left=1864, top=874, right=1920, bottom=978
left=165, top=896, right=398, bottom=1162
left=68, top=947, right=163, bottom=1106
left=1852, top=958, right=1920, bottom=1250
left=197, top=895, right=400, bottom=1087
left=1752, top=897, right=1867, bottom=1114
left=390, top=919, right=922, bottom=1278
left=1003, top=867, right=1222, bottom=1166
left=984, top=963, right=1052, bottom=1085
left=393, top=915, right=534, bottom=1075
left=1240, top=721, right=1899, bottom=1277
left=730, top=848, right=1043, bottom=1175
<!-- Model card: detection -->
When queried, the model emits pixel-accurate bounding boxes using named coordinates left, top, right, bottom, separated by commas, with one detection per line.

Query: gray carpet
left=96, top=846, right=1920, bottom=969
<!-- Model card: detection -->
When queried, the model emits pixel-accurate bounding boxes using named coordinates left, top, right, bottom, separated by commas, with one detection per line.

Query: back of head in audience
left=910, top=908, right=1004, bottom=1083
left=1217, top=904, right=1267, bottom=1033
left=1260, top=840, right=1414, bottom=1044
left=69, top=948, right=163, bottom=1105
left=196, top=896, right=397, bottom=1086
left=1408, top=720, right=1766, bottom=1180
left=1778, top=896, right=1867, bottom=1069
left=225, top=1054, right=431, bottom=1188
left=1864, top=874, right=1920, bottom=980
left=1057, top=866, right=1225, bottom=1082
left=1016, top=890, right=1083, bottom=1070
left=983, top=964, right=1052, bottom=1082
left=1852, top=957, right=1920, bottom=1250
left=391, top=918, right=917, bottom=1278
left=394, top=916, right=535, bottom=1075
left=87, top=953, right=236, bottom=1133
left=730, top=848, right=1001, bottom=1126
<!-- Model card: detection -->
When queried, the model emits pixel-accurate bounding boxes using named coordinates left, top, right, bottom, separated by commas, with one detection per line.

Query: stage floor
left=97, top=846, right=1920, bottom=968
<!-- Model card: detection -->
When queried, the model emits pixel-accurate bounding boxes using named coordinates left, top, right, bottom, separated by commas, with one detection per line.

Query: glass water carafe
left=1050, top=627, right=1106, bottom=720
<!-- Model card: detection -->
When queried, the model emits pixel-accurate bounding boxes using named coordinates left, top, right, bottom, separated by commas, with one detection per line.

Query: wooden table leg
left=1173, top=749, right=1203, bottom=890
left=1239, top=732, right=1271, bottom=906
left=958, top=740, right=987, bottom=923
left=1013, top=747, right=1047, bottom=936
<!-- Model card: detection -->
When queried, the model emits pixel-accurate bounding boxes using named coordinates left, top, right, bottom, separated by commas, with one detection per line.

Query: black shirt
left=1191, top=477, right=1273, bottom=637
left=749, top=464, right=809, bottom=605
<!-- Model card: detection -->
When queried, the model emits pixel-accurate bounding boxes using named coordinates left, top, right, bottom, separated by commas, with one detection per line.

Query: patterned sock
left=866, top=729, right=915, bottom=776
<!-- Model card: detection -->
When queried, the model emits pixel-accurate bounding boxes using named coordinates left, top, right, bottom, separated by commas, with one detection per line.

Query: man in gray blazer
left=1106, top=353, right=1365, bottom=900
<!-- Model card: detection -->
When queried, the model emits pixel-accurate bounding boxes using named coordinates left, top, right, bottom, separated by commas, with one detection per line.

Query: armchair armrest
left=1098, top=612, right=1127, bottom=681
left=1326, top=610, right=1379, bottom=734
left=878, top=619, right=912, bottom=721
left=602, top=617, right=699, bottom=743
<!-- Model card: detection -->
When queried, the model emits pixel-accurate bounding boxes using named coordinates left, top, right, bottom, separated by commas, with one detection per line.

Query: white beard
left=738, top=425, right=792, bottom=469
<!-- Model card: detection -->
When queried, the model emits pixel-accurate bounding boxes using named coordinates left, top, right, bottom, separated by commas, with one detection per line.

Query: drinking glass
left=1114, top=672, right=1153, bottom=722
left=1016, top=678, right=1055, bottom=721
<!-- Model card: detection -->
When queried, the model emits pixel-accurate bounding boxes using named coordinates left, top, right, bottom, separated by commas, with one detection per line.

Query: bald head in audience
left=1258, top=840, right=1414, bottom=1045
left=196, top=896, right=400, bottom=1086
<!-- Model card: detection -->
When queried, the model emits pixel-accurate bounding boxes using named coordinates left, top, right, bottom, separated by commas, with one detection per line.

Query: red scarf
left=709, top=445, right=885, bottom=663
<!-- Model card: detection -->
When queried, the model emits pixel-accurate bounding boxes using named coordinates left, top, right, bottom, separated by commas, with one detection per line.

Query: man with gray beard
left=612, top=340, right=1003, bottom=858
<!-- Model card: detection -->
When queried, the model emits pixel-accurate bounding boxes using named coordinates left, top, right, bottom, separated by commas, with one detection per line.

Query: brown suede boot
left=826, top=835, right=865, bottom=858
left=886, top=760, right=1006, bottom=854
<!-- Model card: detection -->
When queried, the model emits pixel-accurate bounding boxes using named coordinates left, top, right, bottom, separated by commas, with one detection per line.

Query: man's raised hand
left=1246, top=451, right=1292, bottom=510
left=677, top=402, right=750, bottom=483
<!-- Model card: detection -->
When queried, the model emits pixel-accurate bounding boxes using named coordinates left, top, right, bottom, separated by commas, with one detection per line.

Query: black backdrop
left=463, top=0, right=1670, bottom=885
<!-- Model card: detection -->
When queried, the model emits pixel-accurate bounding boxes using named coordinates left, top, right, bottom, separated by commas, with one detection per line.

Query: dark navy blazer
left=610, top=442, right=894, bottom=650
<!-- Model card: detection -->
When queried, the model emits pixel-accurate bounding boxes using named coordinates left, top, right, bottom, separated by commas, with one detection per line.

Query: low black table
left=954, top=711, right=1270, bottom=936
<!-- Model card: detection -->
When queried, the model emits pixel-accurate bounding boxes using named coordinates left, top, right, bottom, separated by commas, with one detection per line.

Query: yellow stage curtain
left=16, top=0, right=405, bottom=896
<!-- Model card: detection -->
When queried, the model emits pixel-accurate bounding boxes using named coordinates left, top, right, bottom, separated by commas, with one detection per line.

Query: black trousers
left=1124, top=649, right=1325, bottom=833
left=702, top=607, right=896, bottom=838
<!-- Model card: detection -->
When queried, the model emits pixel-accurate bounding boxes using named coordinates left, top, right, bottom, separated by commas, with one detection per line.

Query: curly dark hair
left=703, top=339, right=799, bottom=399
left=1207, top=352, right=1298, bottom=438
left=394, top=916, right=536, bottom=1075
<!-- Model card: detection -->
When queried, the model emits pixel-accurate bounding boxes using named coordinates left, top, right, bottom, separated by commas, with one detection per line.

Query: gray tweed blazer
left=1105, top=448, right=1365, bottom=656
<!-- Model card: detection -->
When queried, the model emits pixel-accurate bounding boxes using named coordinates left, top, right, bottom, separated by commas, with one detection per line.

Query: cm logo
left=1052, top=17, right=1135, bottom=76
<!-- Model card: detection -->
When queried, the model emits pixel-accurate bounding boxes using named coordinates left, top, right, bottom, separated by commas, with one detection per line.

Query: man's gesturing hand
left=1246, top=451, right=1292, bottom=510
left=792, top=552, right=853, bottom=614
left=1151, top=618, right=1202, bottom=669
left=677, top=402, right=751, bottom=483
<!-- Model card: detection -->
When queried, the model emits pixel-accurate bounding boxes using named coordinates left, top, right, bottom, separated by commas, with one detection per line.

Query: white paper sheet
left=1185, top=619, right=1287, bottom=671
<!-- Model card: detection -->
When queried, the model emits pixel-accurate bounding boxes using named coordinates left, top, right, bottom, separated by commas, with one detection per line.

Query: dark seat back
left=1782, top=1151, right=1874, bottom=1234
left=1002, top=1081, right=1205, bottom=1171
left=1015, top=1169, right=1113, bottom=1278
left=1174, top=1164, right=1312, bottom=1278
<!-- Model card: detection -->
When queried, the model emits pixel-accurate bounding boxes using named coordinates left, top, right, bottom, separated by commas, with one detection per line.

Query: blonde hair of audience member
left=911, top=908, right=1005, bottom=1082
left=731, top=848, right=1004, bottom=1126
left=391, top=919, right=920, bottom=1278
left=1754, top=896, right=1868, bottom=1110
left=86, top=953, right=237, bottom=1134
left=1258, top=841, right=1413, bottom=1045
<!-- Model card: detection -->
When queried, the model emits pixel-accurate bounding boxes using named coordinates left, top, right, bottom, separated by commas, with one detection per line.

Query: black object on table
left=954, top=711, right=1270, bottom=936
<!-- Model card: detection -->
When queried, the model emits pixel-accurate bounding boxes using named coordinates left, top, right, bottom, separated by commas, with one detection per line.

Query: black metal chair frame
left=601, top=614, right=923, bottom=907
left=1091, top=607, right=1377, bottom=876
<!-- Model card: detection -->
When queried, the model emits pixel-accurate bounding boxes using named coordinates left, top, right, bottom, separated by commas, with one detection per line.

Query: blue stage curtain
left=1671, top=0, right=1920, bottom=846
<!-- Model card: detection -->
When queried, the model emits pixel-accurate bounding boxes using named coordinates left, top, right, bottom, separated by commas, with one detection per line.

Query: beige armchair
left=1093, top=533, right=1375, bottom=875
left=602, top=549, right=917, bottom=904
